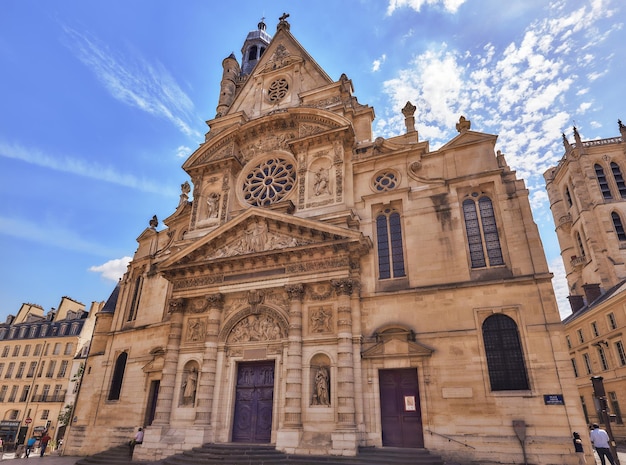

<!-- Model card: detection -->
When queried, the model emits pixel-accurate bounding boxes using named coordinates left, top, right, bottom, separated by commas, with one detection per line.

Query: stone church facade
left=64, top=16, right=589, bottom=464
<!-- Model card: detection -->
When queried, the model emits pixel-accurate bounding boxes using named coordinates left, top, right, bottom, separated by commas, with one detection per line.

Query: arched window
left=376, top=208, right=406, bottom=279
left=108, top=352, right=128, bottom=400
left=612, top=212, right=626, bottom=241
left=463, top=195, right=504, bottom=268
left=611, top=162, right=626, bottom=198
left=595, top=164, right=612, bottom=199
left=482, top=314, right=529, bottom=391
left=248, top=45, right=258, bottom=61
left=127, top=275, right=143, bottom=322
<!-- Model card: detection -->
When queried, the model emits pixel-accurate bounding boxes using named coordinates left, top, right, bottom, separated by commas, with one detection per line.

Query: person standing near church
left=590, top=424, right=616, bottom=465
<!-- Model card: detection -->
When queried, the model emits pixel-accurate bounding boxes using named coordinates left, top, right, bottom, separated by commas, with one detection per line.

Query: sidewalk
left=0, top=453, right=82, bottom=464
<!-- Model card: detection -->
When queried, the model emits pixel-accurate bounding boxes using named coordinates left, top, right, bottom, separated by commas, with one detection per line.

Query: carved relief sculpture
left=229, top=314, right=282, bottom=343
left=186, top=318, right=206, bottom=342
left=206, top=192, right=220, bottom=218
left=313, top=167, right=332, bottom=196
left=310, top=307, right=333, bottom=333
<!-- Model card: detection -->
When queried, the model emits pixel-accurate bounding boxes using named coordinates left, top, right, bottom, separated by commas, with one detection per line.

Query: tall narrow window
left=248, top=45, right=258, bottom=61
left=463, top=195, right=504, bottom=268
left=581, top=396, right=590, bottom=424
left=608, top=313, right=617, bottom=330
left=583, top=353, right=592, bottom=374
left=591, top=321, right=600, bottom=337
left=571, top=358, right=579, bottom=377
left=598, top=346, right=609, bottom=371
left=566, top=335, right=572, bottom=349
left=482, top=314, right=529, bottom=391
left=564, top=186, right=573, bottom=208
left=609, top=392, right=623, bottom=424
left=612, top=212, right=626, bottom=241
left=595, top=164, right=612, bottom=199
left=19, top=385, right=30, bottom=402
left=127, top=276, right=143, bottom=322
left=376, top=209, right=406, bottom=279
left=611, top=162, right=626, bottom=198
left=108, top=352, right=128, bottom=401
left=616, top=341, right=626, bottom=366
left=0, top=385, right=7, bottom=402
left=576, top=232, right=586, bottom=259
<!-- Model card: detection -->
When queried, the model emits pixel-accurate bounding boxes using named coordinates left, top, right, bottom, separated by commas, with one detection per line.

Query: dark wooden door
left=379, top=368, right=424, bottom=448
left=232, top=361, right=275, bottom=443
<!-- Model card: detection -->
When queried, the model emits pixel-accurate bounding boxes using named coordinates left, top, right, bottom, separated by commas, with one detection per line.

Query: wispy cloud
left=387, top=0, right=467, bottom=15
left=89, top=256, right=132, bottom=281
left=0, top=216, right=118, bottom=257
left=61, top=25, right=203, bottom=139
left=176, top=145, right=193, bottom=159
left=0, top=140, right=176, bottom=196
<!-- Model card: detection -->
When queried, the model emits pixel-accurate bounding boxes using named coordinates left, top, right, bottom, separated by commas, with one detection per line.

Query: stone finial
left=277, top=12, right=290, bottom=31
left=149, top=215, right=158, bottom=229
left=402, top=101, right=417, bottom=134
left=456, top=116, right=471, bottom=133
left=562, top=133, right=571, bottom=151
left=619, top=119, right=626, bottom=139
left=179, top=181, right=190, bottom=206
left=573, top=126, right=582, bottom=145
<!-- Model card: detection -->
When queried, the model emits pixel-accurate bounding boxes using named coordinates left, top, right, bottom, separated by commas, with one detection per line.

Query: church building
left=64, top=15, right=589, bottom=464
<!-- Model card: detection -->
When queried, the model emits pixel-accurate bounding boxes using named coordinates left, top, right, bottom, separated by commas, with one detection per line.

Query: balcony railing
left=570, top=255, right=587, bottom=268
left=30, top=391, right=66, bottom=402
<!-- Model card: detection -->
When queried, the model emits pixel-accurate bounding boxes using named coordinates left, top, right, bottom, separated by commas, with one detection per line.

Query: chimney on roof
left=568, top=295, right=585, bottom=313
left=582, top=283, right=602, bottom=305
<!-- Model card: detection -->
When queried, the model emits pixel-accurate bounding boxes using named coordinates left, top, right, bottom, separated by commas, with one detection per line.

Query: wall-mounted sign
left=404, top=395, right=416, bottom=411
left=543, top=394, right=565, bottom=405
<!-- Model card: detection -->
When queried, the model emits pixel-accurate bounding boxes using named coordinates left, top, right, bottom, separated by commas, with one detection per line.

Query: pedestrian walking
left=590, top=423, right=616, bottom=465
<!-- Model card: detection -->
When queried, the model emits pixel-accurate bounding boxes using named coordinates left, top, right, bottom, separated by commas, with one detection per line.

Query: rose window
left=268, top=79, right=289, bottom=102
left=242, top=157, right=296, bottom=206
left=373, top=171, right=399, bottom=192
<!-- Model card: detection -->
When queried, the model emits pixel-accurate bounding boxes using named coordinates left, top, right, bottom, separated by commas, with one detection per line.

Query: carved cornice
left=331, top=279, right=357, bottom=296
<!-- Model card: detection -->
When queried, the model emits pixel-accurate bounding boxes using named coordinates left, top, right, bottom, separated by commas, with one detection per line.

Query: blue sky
left=0, top=0, right=624, bottom=320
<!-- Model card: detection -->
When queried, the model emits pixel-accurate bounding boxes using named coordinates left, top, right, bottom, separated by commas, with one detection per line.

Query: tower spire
left=241, top=18, right=272, bottom=75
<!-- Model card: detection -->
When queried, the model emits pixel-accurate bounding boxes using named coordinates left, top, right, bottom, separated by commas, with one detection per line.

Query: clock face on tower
left=241, top=155, right=296, bottom=207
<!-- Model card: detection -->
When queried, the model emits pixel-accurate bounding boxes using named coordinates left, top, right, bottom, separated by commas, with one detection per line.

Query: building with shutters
left=0, top=296, right=98, bottom=450
left=64, top=15, right=589, bottom=464
left=545, top=121, right=626, bottom=440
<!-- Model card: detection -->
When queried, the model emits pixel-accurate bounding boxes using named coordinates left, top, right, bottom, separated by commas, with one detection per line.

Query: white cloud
left=89, top=256, right=132, bottom=281
left=0, top=140, right=175, bottom=196
left=176, top=145, right=192, bottom=158
left=372, top=54, right=387, bottom=72
left=62, top=25, right=203, bottom=139
left=549, top=255, right=571, bottom=319
left=387, top=0, right=467, bottom=15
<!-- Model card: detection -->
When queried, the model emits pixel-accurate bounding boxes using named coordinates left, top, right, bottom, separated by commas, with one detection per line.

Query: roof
left=100, top=282, right=121, bottom=314
left=562, top=278, right=626, bottom=324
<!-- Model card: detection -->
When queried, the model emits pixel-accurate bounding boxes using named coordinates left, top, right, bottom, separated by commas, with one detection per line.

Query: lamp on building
left=593, top=341, right=609, bottom=348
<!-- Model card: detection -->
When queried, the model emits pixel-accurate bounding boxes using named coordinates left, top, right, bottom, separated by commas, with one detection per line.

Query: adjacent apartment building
left=0, top=296, right=99, bottom=449
left=65, top=15, right=589, bottom=465
left=545, top=121, right=626, bottom=438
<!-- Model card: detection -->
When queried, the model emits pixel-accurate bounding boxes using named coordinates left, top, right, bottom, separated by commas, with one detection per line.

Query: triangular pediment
left=439, top=130, right=497, bottom=151
left=226, top=25, right=334, bottom=118
left=361, top=338, right=434, bottom=359
left=159, top=208, right=370, bottom=273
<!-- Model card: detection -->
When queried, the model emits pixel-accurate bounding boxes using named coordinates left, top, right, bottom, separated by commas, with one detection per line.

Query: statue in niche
left=313, top=167, right=331, bottom=196
left=206, top=192, right=220, bottom=218
left=312, top=366, right=330, bottom=406
left=310, top=307, right=332, bottom=333
left=181, top=367, right=198, bottom=406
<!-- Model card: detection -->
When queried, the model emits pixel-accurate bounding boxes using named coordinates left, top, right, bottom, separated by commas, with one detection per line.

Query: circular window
left=373, top=171, right=399, bottom=192
left=242, top=157, right=296, bottom=206
left=268, top=78, right=289, bottom=102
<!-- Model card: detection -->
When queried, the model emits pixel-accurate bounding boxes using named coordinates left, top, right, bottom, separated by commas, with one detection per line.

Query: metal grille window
left=616, top=341, right=626, bottom=366
left=583, top=353, right=592, bottom=374
left=41, top=409, right=49, bottom=420
left=463, top=195, right=504, bottom=268
left=482, top=314, right=529, bottom=391
left=611, top=162, right=626, bottom=198
left=376, top=209, right=406, bottom=279
left=595, top=164, right=612, bottom=199
left=612, top=212, right=626, bottom=241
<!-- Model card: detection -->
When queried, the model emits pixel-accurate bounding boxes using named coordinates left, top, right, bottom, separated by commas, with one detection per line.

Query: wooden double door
left=379, top=368, right=424, bottom=448
left=232, top=361, right=275, bottom=443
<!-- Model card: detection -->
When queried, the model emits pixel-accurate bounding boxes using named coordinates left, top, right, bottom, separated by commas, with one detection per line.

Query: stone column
left=152, top=297, right=185, bottom=425
left=195, top=293, right=224, bottom=427
left=284, top=284, right=304, bottom=428
left=331, top=279, right=356, bottom=427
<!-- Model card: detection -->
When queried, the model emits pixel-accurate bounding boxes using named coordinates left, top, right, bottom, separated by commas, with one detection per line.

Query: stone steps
left=74, top=443, right=445, bottom=465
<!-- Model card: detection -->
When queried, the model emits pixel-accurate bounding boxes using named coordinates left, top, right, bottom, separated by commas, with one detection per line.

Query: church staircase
left=74, top=443, right=446, bottom=465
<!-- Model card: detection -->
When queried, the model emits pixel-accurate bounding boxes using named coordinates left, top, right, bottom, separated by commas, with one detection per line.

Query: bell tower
left=241, top=18, right=271, bottom=75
